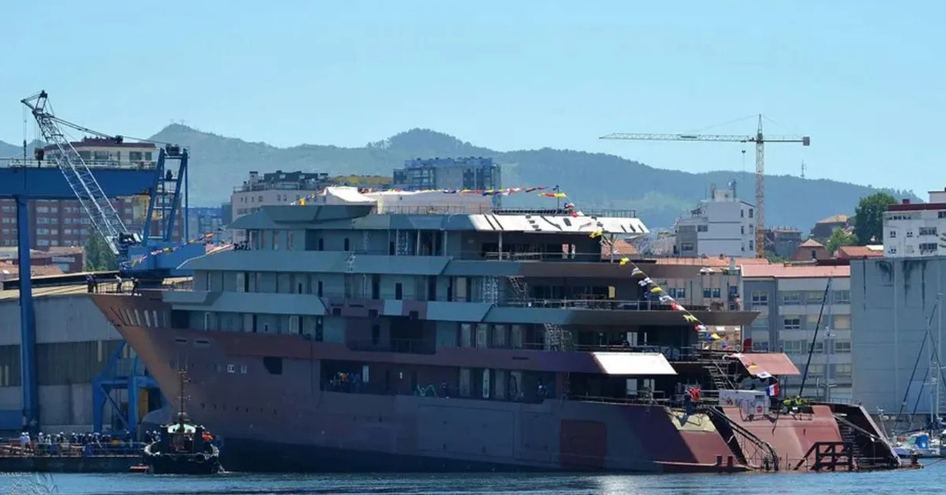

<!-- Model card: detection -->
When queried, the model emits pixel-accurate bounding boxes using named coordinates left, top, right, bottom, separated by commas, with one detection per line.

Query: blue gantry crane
left=0, top=90, right=201, bottom=432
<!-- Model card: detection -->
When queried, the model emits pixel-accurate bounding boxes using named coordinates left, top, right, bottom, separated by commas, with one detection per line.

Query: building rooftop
left=835, top=245, right=883, bottom=259
left=798, top=238, right=824, bottom=248
left=816, top=214, right=849, bottom=224
left=741, top=263, right=850, bottom=279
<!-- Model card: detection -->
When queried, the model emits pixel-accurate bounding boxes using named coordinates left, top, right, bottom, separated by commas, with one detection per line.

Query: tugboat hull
left=144, top=445, right=221, bottom=475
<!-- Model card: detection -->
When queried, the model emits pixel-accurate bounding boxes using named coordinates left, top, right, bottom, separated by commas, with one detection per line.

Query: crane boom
left=21, top=90, right=131, bottom=255
left=601, top=115, right=810, bottom=258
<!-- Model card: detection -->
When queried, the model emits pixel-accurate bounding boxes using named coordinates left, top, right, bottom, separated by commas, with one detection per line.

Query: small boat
left=143, top=372, right=221, bottom=474
left=893, top=431, right=942, bottom=459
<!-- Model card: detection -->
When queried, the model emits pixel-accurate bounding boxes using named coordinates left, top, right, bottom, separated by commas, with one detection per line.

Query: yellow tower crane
left=600, top=114, right=810, bottom=258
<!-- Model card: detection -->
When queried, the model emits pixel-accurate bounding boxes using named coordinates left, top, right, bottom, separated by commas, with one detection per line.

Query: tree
left=854, top=192, right=896, bottom=244
left=84, top=234, right=118, bottom=271
left=826, top=228, right=857, bottom=255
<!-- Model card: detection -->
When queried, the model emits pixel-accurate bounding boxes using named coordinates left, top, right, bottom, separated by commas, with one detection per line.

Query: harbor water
left=2, top=461, right=945, bottom=495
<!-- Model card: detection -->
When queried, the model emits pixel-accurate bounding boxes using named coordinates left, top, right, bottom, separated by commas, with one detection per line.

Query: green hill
left=1, top=126, right=916, bottom=230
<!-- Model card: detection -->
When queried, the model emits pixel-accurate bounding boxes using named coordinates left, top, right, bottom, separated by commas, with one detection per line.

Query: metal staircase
left=701, top=357, right=736, bottom=391
left=833, top=413, right=894, bottom=470
left=508, top=276, right=527, bottom=300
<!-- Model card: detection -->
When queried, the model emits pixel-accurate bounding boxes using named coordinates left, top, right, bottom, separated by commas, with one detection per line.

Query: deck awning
left=730, top=353, right=800, bottom=377
left=592, top=352, right=677, bottom=376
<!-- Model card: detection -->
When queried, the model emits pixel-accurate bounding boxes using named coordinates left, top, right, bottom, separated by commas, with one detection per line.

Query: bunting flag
left=586, top=221, right=727, bottom=348
left=128, top=227, right=232, bottom=267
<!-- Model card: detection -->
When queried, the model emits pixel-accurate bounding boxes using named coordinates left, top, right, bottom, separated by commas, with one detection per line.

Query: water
left=2, top=461, right=944, bottom=495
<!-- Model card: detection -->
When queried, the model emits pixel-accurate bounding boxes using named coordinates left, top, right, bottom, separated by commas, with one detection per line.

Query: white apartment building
left=741, top=264, right=853, bottom=402
left=884, top=189, right=946, bottom=258
left=675, top=182, right=755, bottom=257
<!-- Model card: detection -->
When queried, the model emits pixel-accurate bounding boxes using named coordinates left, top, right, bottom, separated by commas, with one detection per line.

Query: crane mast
left=21, top=90, right=132, bottom=255
left=601, top=114, right=810, bottom=258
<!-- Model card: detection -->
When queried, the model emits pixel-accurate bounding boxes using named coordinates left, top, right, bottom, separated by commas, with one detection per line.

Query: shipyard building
left=0, top=288, right=156, bottom=432
left=851, top=189, right=946, bottom=414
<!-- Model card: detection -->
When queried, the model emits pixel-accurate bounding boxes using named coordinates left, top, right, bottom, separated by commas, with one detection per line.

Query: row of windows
left=751, top=313, right=851, bottom=330
left=779, top=290, right=850, bottom=305
left=779, top=339, right=852, bottom=354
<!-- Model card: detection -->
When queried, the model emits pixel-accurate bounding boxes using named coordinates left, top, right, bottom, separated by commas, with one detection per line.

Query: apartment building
left=230, top=170, right=331, bottom=242
left=674, top=182, right=756, bottom=257
left=883, top=189, right=946, bottom=258
left=741, top=264, right=853, bottom=401
left=392, top=157, right=500, bottom=191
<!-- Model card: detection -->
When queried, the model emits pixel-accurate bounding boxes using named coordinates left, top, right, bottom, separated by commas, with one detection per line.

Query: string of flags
left=292, top=186, right=567, bottom=206
left=590, top=230, right=726, bottom=346
left=127, top=228, right=230, bottom=267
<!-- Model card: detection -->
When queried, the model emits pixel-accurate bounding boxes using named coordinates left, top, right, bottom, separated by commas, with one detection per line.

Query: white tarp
left=592, top=352, right=677, bottom=375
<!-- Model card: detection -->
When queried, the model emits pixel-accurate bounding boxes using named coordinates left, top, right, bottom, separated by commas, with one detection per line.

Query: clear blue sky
left=3, top=1, right=942, bottom=195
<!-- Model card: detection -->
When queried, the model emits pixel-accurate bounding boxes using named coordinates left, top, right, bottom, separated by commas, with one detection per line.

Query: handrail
left=832, top=413, right=885, bottom=444
left=793, top=441, right=851, bottom=471
left=703, top=406, right=780, bottom=471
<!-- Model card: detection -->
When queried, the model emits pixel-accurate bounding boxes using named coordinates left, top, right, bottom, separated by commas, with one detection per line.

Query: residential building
left=741, top=264, right=853, bottom=401
left=764, top=227, right=802, bottom=260
left=883, top=190, right=946, bottom=258
left=651, top=256, right=764, bottom=312
left=674, top=182, right=755, bottom=257
left=43, top=136, right=156, bottom=169
left=187, top=206, right=228, bottom=242
left=0, top=197, right=153, bottom=248
left=851, top=256, right=946, bottom=416
left=392, top=157, right=500, bottom=191
left=792, top=238, right=831, bottom=261
left=230, top=170, right=332, bottom=242
left=810, top=214, right=850, bottom=243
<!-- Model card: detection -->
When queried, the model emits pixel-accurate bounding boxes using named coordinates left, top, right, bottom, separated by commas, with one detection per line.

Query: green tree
left=854, top=192, right=896, bottom=244
left=84, top=233, right=118, bottom=271
left=826, top=228, right=857, bottom=255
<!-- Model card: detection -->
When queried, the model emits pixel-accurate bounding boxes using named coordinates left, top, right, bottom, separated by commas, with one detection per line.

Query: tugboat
left=143, top=372, right=221, bottom=474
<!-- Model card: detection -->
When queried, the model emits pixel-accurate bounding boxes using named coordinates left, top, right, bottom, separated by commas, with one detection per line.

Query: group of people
left=15, top=430, right=139, bottom=456
left=85, top=274, right=140, bottom=295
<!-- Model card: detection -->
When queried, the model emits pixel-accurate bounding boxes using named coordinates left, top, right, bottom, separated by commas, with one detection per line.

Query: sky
left=2, top=1, right=943, bottom=196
